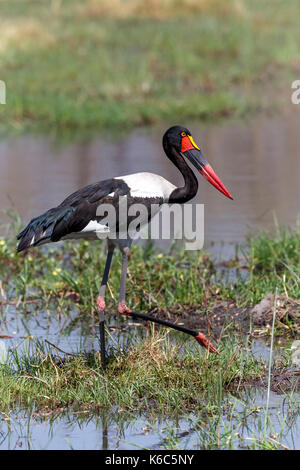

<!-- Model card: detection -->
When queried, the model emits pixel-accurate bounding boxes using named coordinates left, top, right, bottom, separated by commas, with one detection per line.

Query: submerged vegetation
left=1, top=0, right=300, bottom=135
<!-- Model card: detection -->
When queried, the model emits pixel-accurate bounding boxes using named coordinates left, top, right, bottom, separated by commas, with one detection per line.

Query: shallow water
left=0, top=308, right=299, bottom=450
left=1, top=111, right=300, bottom=258
left=0, top=303, right=145, bottom=357
left=0, top=379, right=299, bottom=450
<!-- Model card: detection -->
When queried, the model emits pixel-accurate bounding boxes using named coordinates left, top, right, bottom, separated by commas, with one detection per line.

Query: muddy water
left=1, top=111, right=300, bottom=257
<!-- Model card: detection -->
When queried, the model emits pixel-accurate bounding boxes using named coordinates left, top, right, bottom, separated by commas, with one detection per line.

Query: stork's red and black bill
left=181, top=135, right=233, bottom=200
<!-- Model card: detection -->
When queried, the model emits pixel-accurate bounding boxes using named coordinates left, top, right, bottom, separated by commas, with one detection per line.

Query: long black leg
left=97, top=246, right=115, bottom=369
left=125, top=310, right=219, bottom=354
left=115, top=244, right=219, bottom=354
left=117, top=246, right=131, bottom=314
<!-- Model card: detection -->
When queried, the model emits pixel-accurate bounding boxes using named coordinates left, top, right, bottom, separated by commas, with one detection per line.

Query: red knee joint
left=97, top=296, right=106, bottom=312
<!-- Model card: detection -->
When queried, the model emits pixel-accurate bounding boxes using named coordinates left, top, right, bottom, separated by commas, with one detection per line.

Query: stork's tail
left=16, top=206, right=75, bottom=252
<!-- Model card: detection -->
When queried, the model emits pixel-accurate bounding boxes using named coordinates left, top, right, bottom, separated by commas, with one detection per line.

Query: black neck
left=164, top=143, right=198, bottom=203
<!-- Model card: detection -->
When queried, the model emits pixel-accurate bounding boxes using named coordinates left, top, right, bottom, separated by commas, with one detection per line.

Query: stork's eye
left=181, top=132, right=186, bottom=137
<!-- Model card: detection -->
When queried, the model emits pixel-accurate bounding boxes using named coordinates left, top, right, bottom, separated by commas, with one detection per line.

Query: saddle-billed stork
left=17, top=126, right=233, bottom=368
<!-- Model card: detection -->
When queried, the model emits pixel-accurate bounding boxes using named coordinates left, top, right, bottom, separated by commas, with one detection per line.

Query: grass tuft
left=0, top=331, right=262, bottom=415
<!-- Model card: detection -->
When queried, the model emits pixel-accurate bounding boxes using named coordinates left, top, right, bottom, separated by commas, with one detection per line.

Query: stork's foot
left=195, top=332, right=220, bottom=355
left=97, top=295, right=106, bottom=313
left=118, top=302, right=132, bottom=315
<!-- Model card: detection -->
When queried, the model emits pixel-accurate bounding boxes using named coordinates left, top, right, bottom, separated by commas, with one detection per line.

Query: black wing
left=17, top=178, right=130, bottom=252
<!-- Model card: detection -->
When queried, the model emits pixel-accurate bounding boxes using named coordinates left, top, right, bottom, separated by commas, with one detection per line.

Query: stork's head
left=163, top=125, right=233, bottom=200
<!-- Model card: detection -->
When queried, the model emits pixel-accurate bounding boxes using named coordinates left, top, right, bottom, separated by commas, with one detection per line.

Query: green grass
left=0, top=216, right=299, bottom=447
left=0, top=214, right=299, bottom=316
left=0, top=331, right=263, bottom=415
left=0, top=0, right=300, bottom=136
left=218, top=222, right=300, bottom=306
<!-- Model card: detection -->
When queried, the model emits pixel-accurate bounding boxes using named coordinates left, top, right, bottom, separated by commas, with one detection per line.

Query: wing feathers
left=17, top=178, right=129, bottom=251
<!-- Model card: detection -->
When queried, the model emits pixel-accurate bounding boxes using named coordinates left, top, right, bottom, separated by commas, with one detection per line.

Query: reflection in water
left=1, top=385, right=300, bottom=450
left=0, top=112, right=300, bottom=258
left=1, top=303, right=147, bottom=359
left=0, top=304, right=299, bottom=450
